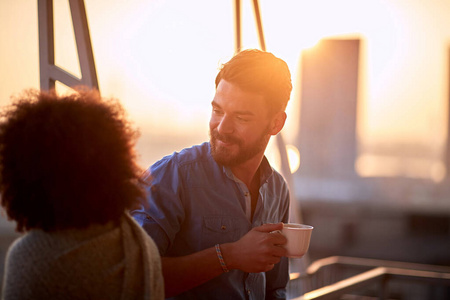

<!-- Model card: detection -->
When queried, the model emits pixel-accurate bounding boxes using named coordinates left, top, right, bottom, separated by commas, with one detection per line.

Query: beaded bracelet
left=215, top=244, right=229, bottom=273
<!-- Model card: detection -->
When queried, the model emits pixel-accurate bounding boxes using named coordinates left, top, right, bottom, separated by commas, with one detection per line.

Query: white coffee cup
left=281, top=223, right=313, bottom=258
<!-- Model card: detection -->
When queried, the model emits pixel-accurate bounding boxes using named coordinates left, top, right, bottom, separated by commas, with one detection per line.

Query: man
left=132, top=49, right=293, bottom=299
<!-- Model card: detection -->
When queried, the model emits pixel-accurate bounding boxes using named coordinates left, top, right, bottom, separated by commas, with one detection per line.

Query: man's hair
left=215, top=49, right=293, bottom=112
left=0, top=89, right=143, bottom=232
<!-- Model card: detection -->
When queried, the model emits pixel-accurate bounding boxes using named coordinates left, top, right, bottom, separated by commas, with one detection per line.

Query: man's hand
left=160, top=223, right=287, bottom=297
left=221, top=223, right=287, bottom=273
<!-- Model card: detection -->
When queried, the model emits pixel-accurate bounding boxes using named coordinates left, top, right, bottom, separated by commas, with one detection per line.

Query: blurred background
left=1, top=0, right=450, bottom=298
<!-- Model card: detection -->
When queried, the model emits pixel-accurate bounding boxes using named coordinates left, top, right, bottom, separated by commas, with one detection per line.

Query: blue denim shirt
left=132, top=142, right=290, bottom=300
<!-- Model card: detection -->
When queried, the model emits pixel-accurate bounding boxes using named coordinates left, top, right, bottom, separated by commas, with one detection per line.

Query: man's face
left=209, top=80, right=276, bottom=167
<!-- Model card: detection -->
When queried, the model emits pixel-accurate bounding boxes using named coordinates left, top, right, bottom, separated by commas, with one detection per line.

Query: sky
left=1, top=0, right=450, bottom=180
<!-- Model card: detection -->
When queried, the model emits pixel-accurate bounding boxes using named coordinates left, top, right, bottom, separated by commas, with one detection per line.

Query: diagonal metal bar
left=68, top=0, right=98, bottom=89
left=250, top=0, right=302, bottom=226
left=251, top=0, right=266, bottom=51
left=248, top=1, right=306, bottom=278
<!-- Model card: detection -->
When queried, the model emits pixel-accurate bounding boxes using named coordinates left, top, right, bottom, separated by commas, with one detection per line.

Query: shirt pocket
left=201, top=216, right=242, bottom=249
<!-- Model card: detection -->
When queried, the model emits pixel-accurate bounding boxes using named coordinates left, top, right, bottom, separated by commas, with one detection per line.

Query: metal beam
left=38, top=0, right=99, bottom=91
left=234, top=0, right=241, bottom=53
left=251, top=0, right=266, bottom=51
left=38, top=0, right=55, bottom=90
left=293, top=266, right=450, bottom=300
left=248, top=0, right=302, bottom=226
left=68, top=0, right=98, bottom=89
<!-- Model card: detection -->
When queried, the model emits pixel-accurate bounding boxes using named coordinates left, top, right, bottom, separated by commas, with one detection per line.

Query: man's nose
left=217, top=115, right=234, bottom=134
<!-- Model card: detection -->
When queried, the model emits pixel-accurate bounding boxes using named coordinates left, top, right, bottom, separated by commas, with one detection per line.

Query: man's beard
left=209, top=129, right=269, bottom=167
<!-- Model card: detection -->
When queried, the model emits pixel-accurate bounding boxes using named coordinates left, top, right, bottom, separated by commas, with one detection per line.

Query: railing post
left=378, top=274, right=389, bottom=300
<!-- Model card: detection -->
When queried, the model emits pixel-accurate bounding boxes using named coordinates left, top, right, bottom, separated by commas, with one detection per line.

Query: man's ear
left=269, top=111, right=287, bottom=136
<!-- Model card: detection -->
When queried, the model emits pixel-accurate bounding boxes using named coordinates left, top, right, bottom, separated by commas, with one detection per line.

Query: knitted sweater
left=2, top=213, right=164, bottom=300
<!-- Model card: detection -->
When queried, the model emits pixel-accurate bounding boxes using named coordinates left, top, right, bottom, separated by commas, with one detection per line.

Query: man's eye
left=236, top=116, right=249, bottom=122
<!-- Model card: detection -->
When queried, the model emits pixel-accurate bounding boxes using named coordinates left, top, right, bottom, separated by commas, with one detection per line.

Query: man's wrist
left=217, top=243, right=235, bottom=271
left=215, top=244, right=229, bottom=273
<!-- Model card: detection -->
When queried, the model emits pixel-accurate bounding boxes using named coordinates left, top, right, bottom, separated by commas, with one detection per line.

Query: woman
left=0, top=89, right=163, bottom=299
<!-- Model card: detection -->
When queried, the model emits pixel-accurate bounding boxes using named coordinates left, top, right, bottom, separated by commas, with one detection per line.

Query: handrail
left=293, top=267, right=385, bottom=300
left=291, top=266, right=450, bottom=300
left=306, top=255, right=450, bottom=275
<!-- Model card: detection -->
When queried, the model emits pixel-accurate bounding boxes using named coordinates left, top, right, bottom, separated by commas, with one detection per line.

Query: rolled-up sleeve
left=130, top=158, right=186, bottom=256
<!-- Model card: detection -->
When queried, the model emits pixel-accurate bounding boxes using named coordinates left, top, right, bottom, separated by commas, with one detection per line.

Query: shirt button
left=247, top=289, right=250, bottom=295
left=221, top=225, right=227, bottom=230
left=244, top=192, right=249, bottom=197
left=146, top=215, right=151, bottom=220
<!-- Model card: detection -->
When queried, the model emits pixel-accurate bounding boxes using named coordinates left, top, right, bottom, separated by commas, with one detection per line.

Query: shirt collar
left=207, top=141, right=274, bottom=185
left=221, top=156, right=274, bottom=186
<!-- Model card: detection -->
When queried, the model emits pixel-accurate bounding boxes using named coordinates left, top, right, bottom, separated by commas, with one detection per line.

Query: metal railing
left=288, top=256, right=450, bottom=300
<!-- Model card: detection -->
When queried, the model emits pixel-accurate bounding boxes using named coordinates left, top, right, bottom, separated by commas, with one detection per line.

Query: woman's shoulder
left=5, top=230, right=57, bottom=264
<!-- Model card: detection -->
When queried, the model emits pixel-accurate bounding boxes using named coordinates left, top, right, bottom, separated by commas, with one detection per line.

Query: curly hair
left=215, top=49, right=292, bottom=113
left=0, top=89, right=144, bottom=232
